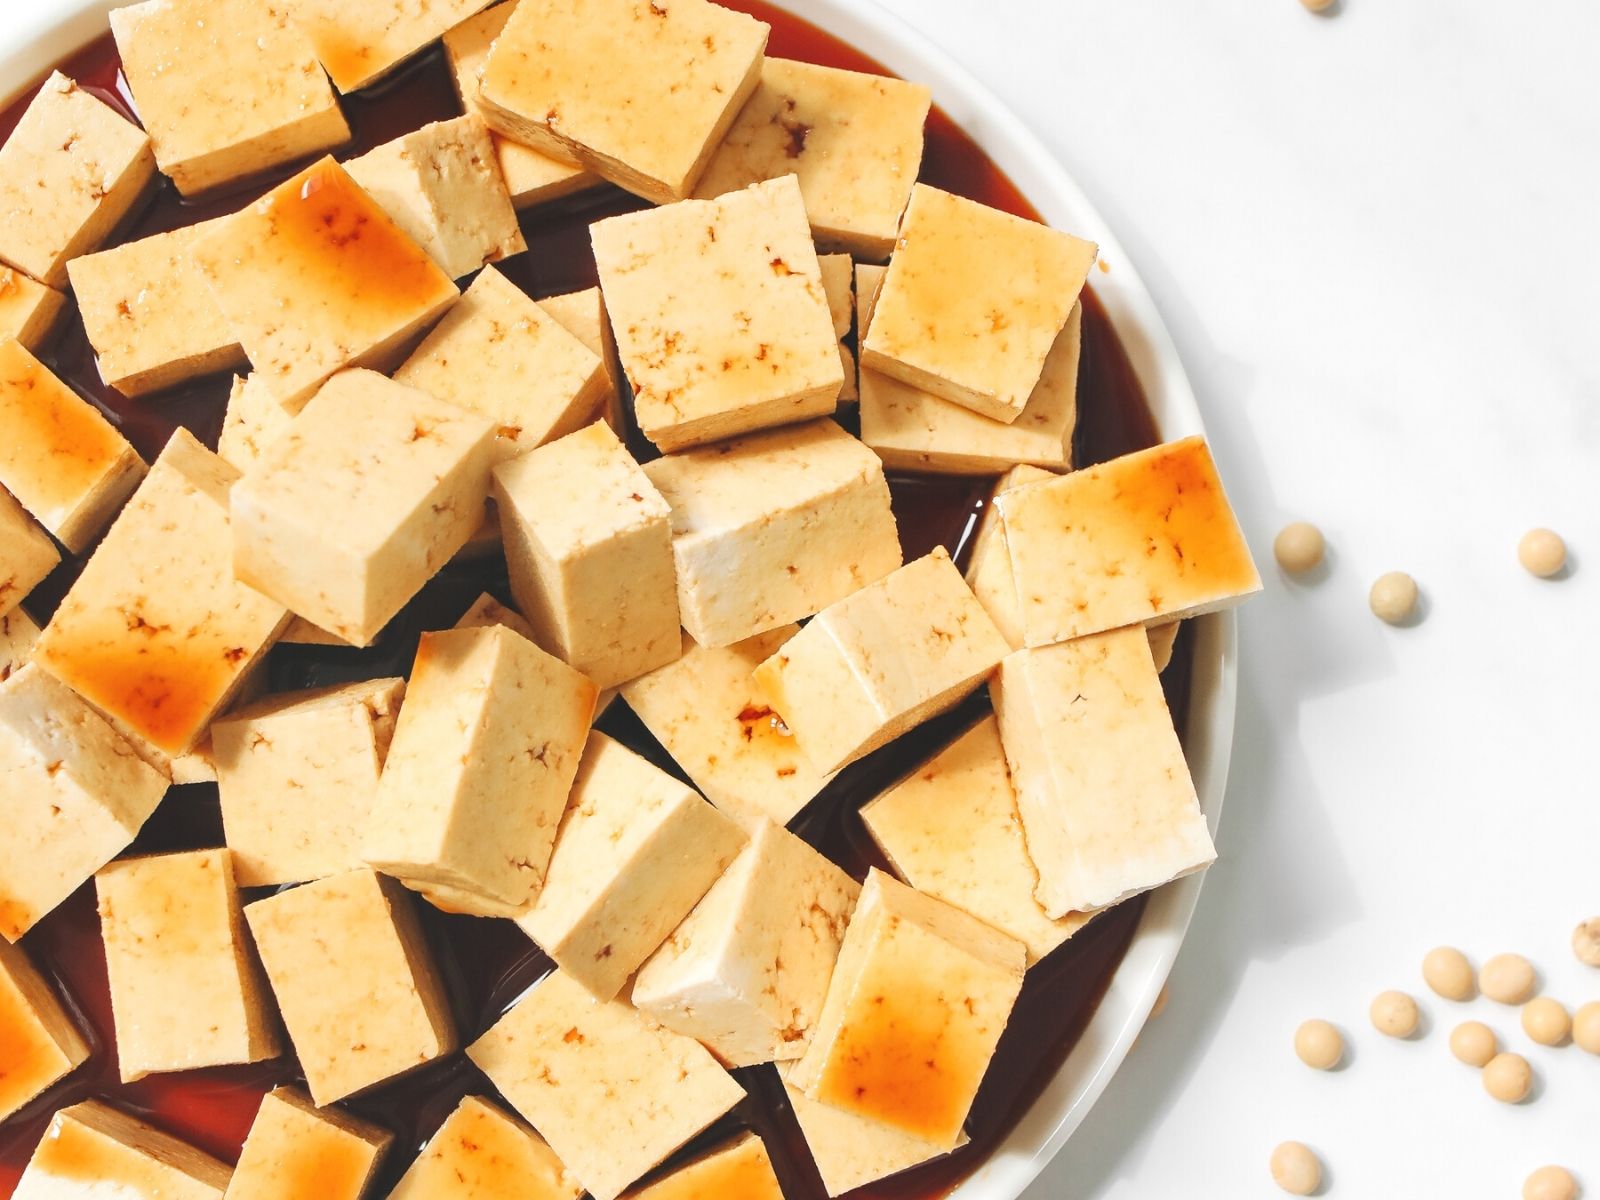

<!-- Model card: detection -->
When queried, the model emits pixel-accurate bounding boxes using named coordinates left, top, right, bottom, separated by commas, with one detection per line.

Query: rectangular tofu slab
left=225, top=1087, right=392, bottom=1200
left=630, top=1134, right=783, bottom=1200
left=281, top=0, right=494, bottom=93
left=455, top=591, right=537, bottom=641
left=0, top=269, right=65, bottom=350
left=0, top=607, right=41, bottom=682
left=0, top=491, right=58, bottom=621
left=0, top=938, right=90, bottom=1121
left=466, top=969, right=745, bottom=1200
left=990, top=628, right=1215, bottom=916
left=388, top=1095, right=581, bottom=1200
left=819, top=253, right=857, bottom=403
left=13, top=1101, right=231, bottom=1199
left=962, top=463, right=1058, bottom=649
left=217, top=375, right=294, bottom=472
left=642, top=419, right=902, bottom=648
left=536, top=286, right=626, bottom=434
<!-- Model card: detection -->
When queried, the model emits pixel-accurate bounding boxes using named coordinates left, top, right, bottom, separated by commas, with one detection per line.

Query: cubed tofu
left=694, top=59, right=930, bottom=260
left=995, top=436, right=1262, bottom=645
left=0, top=337, right=147, bottom=552
left=96, top=849, right=280, bottom=1081
left=790, top=869, right=1025, bottom=1149
left=230, top=370, right=495, bottom=647
left=478, top=0, right=767, bottom=204
left=454, top=591, right=536, bottom=641
left=753, top=547, right=1008, bottom=774
left=0, top=490, right=58, bottom=620
left=990, top=629, right=1215, bottom=917
left=642, top=419, right=901, bottom=648
left=35, top=430, right=288, bottom=755
left=467, top=970, right=745, bottom=1200
left=633, top=821, right=858, bottom=1067
left=212, top=678, right=405, bottom=887
left=593, top=175, right=843, bottom=452
left=110, top=0, right=350, bottom=196
left=630, top=1134, right=782, bottom=1200
left=388, top=1095, right=581, bottom=1200
left=0, top=607, right=41, bottom=682
left=493, top=422, right=679, bottom=688
left=283, top=0, right=494, bottom=93
left=0, top=939, right=90, bottom=1121
left=225, top=1087, right=392, bottom=1200
left=537, top=286, right=625, bottom=434
left=394, top=266, right=607, bottom=462
left=13, top=1101, right=231, bottom=1199
left=818, top=253, right=856, bottom=405
left=962, top=463, right=1057, bottom=649
left=861, top=716, right=1094, bottom=966
left=0, top=73, right=155, bottom=287
left=245, top=868, right=457, bottom=1105
left=861, top=184, right=1096, bottom=424
left=190, top=157, right=459, bottom=411
left=516, top=732, right=746, bottom=1001
left=0, top=268, right=65, bottom=350
left=216, top=375, right=294, bottom=472
left=1148, top=620, right=1181, bottom=673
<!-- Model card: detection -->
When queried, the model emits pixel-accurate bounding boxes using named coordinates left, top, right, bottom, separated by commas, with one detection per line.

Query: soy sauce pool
left=0, top=6, right=1189, bottom=1196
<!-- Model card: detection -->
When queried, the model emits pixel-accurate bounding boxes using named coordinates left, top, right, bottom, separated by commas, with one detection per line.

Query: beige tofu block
left=862, top=184, right=1096, bottom=424
left=790, top=869, right=1025, bottom=1148
left=642, top=419, right=901, bottom=648
left=478, top=0, right=767, bottom=204
left=695, top=59, right=930, bottom=260
left=537, top=286, right=625, bottom=434
left=190, top=158, right=459, bottom=411
left=593, top=176, right=843, bottom=452
left=0, top=338, right=147, bottom=552
left=96, top=849, right=280, bottom=1081
left=0, top=606, right=41, bottom=682
left=389, top=1095, right=581, bottom=1200
left=225, top=1087, right=392, bottom=1200
left=110, top=0, right=350, bottom=196
left=13, top=1101, right=231, bottom=1199
left=516, top=732, right=746, bottom=1001
left=245, top=868, right=457, bottom=1105
left=632, top=820, right=858, bottom=1067
left=996, top=436, right=1262, bottom=645
left=494, top=422, right=679, bottom=688
left=0, top=73, right=155, bottom=287
left=364, top=625, right=596, bottom=907
left=466, top=969, right=745, bottom=1200
left=35, top=430, right=288, bottom=754
left=0, top=490, right=58, bottom=620
left=216, top=375, right=294, bottom=472
left=1148, top=619, right=1181, bottom=673
left=455, top=591, right=536, bottom=640
left=231, top=370, right=495, bottom=647
left=0, top=269, right=66, bottom=350
left=212, top=678, right=405, bottom=887
left=753, top=547, right=1009, bottom=774
left=630, top=1134, right=782, bottom=1200
left=962, top=464, right=1058, bottom=650
left=394, top=266, right=607, bottom=463
left=281, top=0, right=497, bottom=94
left=818, top=253, right=857, bottom=404
left=0, top=939, right=90, bottom=1121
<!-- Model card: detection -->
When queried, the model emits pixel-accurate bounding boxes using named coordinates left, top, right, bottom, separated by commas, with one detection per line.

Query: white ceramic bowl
left=0, top=5, right=1238, bottom=1197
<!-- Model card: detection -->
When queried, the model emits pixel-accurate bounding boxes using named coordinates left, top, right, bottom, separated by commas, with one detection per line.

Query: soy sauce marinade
left=0, top=5, right=1191, bottom=1195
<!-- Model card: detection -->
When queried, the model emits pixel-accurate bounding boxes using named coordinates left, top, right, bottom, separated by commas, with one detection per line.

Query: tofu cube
left=0, top=606, right=41, bottom=682
left=245, top=868, right=457, bottom=1105
left=537, top=286, right=626, bottom=434
left=216, top=375, right=294, bottom=472
left=454, top=591, right=536, bottom=641
left=0, top=73, right=155, bottom=287
left=632, top=820, right=859, bottom=1067
left=230, top=370, right=495, bottom=647
left=13, top=1101, right=231, bottom=1199
left=0, top=489, right=59, bottom=620
left=642, top=419, right=901, bottom=648
left=593, top=175, right=844, bottom=451
left=190, top=157, right=459, bottom=411
left=694, top=59, right=930, bottom=260
left=478, top=0, right=768, bottom=204
left=516, top=732, right=746, bottom=1001
left=388, top=1095, right=581, bottom=1200
left=753, top=547, right=1009, bottom=774
left=861, top=184, right=1096, bottom=423
left=990, top=629, right=1215, bottom=916
left=493, top=422, right=680, bottom=688
left=0, top=268, right=66, bottom=350
left=630, top=1134, right=782, bottom=1200
left=995, top=435, right=1263, bottom=645
left=789, top=869, right=1025, bottom=1148
left=278, top=0, right=494, bottom=93
left=109, top=0, right=350, bottom=196
left=466, top=969, right=745, bottom=1200
left=225, top=1087, right=393, bottom=1200
left=1148, top=619, right=1182, bottom=673
left=818, top=253, right=857, bottom=403
left=0, top=939, right=90, bottom=1121
left=962, top=463, right=1057, bottom=649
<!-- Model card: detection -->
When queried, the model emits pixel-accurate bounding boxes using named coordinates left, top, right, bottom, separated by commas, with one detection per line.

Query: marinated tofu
left=388, top=1095, right=582, bottom=1200
left=12, top=1101, right=231, bottom=1199
left=224, top=1087, right=392, bottom=1200
left=0, top=939, right=90, bottom=1121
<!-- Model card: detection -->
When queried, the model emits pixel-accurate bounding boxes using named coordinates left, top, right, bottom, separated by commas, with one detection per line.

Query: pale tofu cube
left=0, top=268, right=66, bottom=350
left=0, top=73, right=155, bottom=287
left=632, top=820, right=858, bottom=1066
left=96, top=848, right=280, bottom=1081
left=0, top=491, right=58, bottom=620
left=991, top=629, right=1215, bottom=916
left=753, top=547, right=1008, bottom=774
left=225, top=1087, right=392, bottom=1200
left=190, top=158, right=459, bottom=411
left=109, top=0, right=350, bottom=196
left=1148, top=619, right=1181, bottom=673
left=516, top=732, right=746, bottom=1000
left=388, top=1095, right=581, bottom=1200
left=245, top=868, right=457, bottom=1105
left=790, top=869, right=1025, bottom=1148
left=642, top=419, right=901, bottom=648
left=537, top=286, right=626, bottom=434
left=283, top=0, right=493, bottom=93
left=394, top=266, right=607, bottom=462
left=0, top=939, right=90, bottom=1121
left=593, top=175, right=843, bottom=451
left=962, top=463, right=1057, bottom=649
left=0, top=607, right=41, bottom=682
left=630, top=1134, right=782, bottom=1200
left=818, top=253, right=856, bottom=404
left=212, top=678, right=405, bottom=887
left=0, top=337, right=147, bottom=552
left=695, top=59, right=930, bottom=260
left=13, top=1101, right=231, bottom=1199
left=231, top=370, right=495, bottom=647
left=861, top=716, right=1094, bottom=966
left=216, top=375, right=294, bottom=472
left=466, top=969, right=745, bottom=1200
left=35, top=430, right=288, bottom=755
left=454, top=591, right=536, bottom=641
left=478, top=0, right=767, bottom=204
left=862, top=184, right=1096, bottom=424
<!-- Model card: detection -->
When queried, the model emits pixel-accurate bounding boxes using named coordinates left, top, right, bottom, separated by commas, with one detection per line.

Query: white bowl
left=0, top=5, right=1238, bottom=1197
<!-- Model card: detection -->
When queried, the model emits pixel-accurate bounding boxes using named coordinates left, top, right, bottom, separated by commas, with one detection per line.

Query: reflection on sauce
left=0, top=340, right=127, bottom=517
